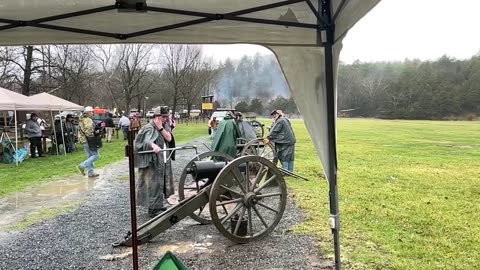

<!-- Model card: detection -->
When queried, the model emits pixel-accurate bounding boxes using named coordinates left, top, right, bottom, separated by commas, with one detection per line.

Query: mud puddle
left=0, top=169, right=106, bottom=229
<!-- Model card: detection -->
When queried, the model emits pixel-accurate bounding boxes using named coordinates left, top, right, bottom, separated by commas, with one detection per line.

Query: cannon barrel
left=190, top=160, right=247, bottom=182
left=190, top=160, right=227, bottom=181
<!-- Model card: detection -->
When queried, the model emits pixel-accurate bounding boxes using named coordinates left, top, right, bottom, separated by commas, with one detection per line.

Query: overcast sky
left=203, top=0, right=480, bottom=63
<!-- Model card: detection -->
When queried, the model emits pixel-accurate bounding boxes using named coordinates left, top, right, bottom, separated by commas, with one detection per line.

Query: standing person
left=211, top=112, right=241, bottom=158
left=208, top=116, right=217, bottom=138
left=130, top=114, right=142, bottom=137
left=76, top=106, right=100, bottom=178
left=118, top=113, right=130, bottom=140
left=104, top=113, right=115, bottom=143
left=134, top=106, right=174, bottom=218
left=64, top=114, right=76, bottom=153
left=25, top=113, right=44, bottom=158
left=263, top=109, right=296, bottom=172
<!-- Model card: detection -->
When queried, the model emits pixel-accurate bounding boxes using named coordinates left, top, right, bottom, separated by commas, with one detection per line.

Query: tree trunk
left=22, top=45, right=33, bottom=96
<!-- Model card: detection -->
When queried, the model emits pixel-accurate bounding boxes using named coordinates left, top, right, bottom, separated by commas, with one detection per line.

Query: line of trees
left=337, top=54, right=480, bottom=119
left=0, top=45, right=219, bottom=117
left=1, top=44, right=478, bottom=120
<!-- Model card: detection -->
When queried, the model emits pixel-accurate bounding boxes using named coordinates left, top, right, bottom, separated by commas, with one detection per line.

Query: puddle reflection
left=0, top=172, right=104, bottom=229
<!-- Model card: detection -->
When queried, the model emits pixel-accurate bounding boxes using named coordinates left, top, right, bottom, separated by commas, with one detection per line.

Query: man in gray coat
left=264, top=110, right=296, bottom=172
left=134, top=106, right=174, bottom=218
left=25, top=113, right=44, bottom=158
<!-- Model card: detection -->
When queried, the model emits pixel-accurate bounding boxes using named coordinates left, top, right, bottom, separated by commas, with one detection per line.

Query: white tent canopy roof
left=30, top=92, right=84, bottom=111
left=0, top=87, right=48, bottom=111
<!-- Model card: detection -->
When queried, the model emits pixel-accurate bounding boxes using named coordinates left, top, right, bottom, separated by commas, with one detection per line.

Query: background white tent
left=0, top=87, right=49, bottom=164
left=0, top=87, right=47, bottom=111
left=0, top=1, right=381, bottom=269
left=30, top=92, right=84, bottom=111
left=29, top=93, right=84, bottom=156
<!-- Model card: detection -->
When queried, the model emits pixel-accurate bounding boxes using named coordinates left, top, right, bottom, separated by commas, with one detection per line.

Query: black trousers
left=29, top=136, right=43, bottom=157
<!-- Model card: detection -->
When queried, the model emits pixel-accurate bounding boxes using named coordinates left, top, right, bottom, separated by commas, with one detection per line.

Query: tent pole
left=59, top=110, right=66, bottom=156
left=318, top=0, right=341, bottom=269
left=50, top=110, right=58, bottom=156
left=15, top=108, right=18, bottom=166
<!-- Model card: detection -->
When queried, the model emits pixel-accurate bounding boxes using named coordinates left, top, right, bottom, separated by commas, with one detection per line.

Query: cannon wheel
left=209, top=155, right=287, bottom=243
left=240, top=138, right=278, bottom=165
left=178, top=151, right=234, bottom=225
left=249, top=120, right=264, bottom=138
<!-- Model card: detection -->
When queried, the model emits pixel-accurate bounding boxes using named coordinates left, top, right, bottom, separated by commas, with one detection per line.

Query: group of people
left=24, top=113, right=78, bottom=158
left=210, top=109, right=296, bottom=172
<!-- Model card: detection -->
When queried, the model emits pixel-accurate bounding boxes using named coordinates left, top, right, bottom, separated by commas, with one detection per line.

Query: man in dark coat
left=264, top=110, right=296, bottom=172
left=134, top=106, right=174, bottom=218
left=211, top=112, right=241, bottom=158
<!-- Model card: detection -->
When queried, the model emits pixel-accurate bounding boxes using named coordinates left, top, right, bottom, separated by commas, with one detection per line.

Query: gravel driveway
left=0, top=138, right=331, bottom=270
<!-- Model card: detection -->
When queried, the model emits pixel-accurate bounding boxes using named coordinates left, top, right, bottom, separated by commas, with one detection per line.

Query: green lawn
left=287, top=118, right=480, bottom=270
left=0, top=121, right=207, bottom=197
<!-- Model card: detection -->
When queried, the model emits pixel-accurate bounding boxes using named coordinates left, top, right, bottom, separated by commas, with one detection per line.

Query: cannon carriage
left=115, top=134, right=309, bottom=247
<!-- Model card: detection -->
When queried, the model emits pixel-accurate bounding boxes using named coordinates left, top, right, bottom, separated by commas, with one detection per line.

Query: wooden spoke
left=216, top=198, right=242, bottom=206
left=256, top=192, right=282, bottom=199
left=233, top=206, right=246, bottom=235
left=220, top=203, right=242, bottom=225
left=252, top=205, right=268, bottom=228
left=256, top=201, right=279, bottom=214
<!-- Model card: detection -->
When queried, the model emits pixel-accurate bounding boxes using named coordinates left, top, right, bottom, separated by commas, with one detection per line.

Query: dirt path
left=0, top=138, right=331, bottom=269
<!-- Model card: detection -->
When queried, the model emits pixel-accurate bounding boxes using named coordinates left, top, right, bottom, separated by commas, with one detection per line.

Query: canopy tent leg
left=59, top=110, right=66, bottom=156
left=15, top=108, right=18, bottom=166
left=318, top=0, right=341, bottom=269
left=50, top=110, right=59, bottom=156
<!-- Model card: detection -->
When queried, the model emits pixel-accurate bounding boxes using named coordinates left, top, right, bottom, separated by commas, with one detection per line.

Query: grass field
left=0, top=121, right=207, bottom=197
left=287, top=118, right=480, bottom=269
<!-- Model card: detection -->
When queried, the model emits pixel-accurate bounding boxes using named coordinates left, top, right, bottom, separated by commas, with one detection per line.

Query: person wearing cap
left=134, top=106, right=174, bottom=218
left=25, top=112, right=44, bottom=158
left=263, top=109, right=296, bottom=172
left=77, top=106, right=100, bottom=178
left=211, top=111, right=241, bottom=158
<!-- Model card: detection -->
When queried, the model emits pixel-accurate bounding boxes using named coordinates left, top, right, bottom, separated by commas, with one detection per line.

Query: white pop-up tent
left=0, top=87, right=49, bottom=164
left=30, top=92, right=84, bottom=111
left=29, top=92, right=84, bottom=156
left=0, top=1, right=381, bottom=269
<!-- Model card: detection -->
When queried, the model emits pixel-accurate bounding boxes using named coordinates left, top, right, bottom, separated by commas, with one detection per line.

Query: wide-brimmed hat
left=270, top=109, right=282, bottom=116
left=154, top=106, right=169, bottom=116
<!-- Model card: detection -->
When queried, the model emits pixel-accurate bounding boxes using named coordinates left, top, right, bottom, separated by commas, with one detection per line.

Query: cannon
left=115, top=151, right=287, bottom=246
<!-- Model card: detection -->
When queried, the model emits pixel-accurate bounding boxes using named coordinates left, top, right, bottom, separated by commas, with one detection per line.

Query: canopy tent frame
left=0, top=0, right=332, bottom=42
left=0, top=0, right=372, bottom=269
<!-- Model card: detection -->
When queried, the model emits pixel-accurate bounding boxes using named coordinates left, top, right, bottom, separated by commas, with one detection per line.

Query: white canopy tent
left=0, top=87, right=48, bottom=164
left=0, top=1, right=381, bottom=268
left=29, top=92, right=84, bottom=156
left=30, top=92, right=84, bottom=111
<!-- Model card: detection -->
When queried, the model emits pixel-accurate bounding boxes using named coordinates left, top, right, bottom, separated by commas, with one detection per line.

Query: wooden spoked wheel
left=209, top=155, right=287, bottom=243
left=178, top=151, right=234, bottom=225
left=240, top=138, right=278, bottom=165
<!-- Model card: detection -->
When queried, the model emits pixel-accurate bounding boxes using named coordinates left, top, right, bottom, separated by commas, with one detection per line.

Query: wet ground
left=0, top=138, right=331, bottom=270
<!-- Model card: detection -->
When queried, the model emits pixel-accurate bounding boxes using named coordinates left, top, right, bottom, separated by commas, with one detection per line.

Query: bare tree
left=160, top=45, right=202, bottom=117
left=0, top=47, right=16, bottom=88
left=90, top=45, right=124, bottom=110
left=3, top=46, right=53, bottom=95
left=115, top=44, right=156, bottom=112
left=181, top=60, right=219, bottom=116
